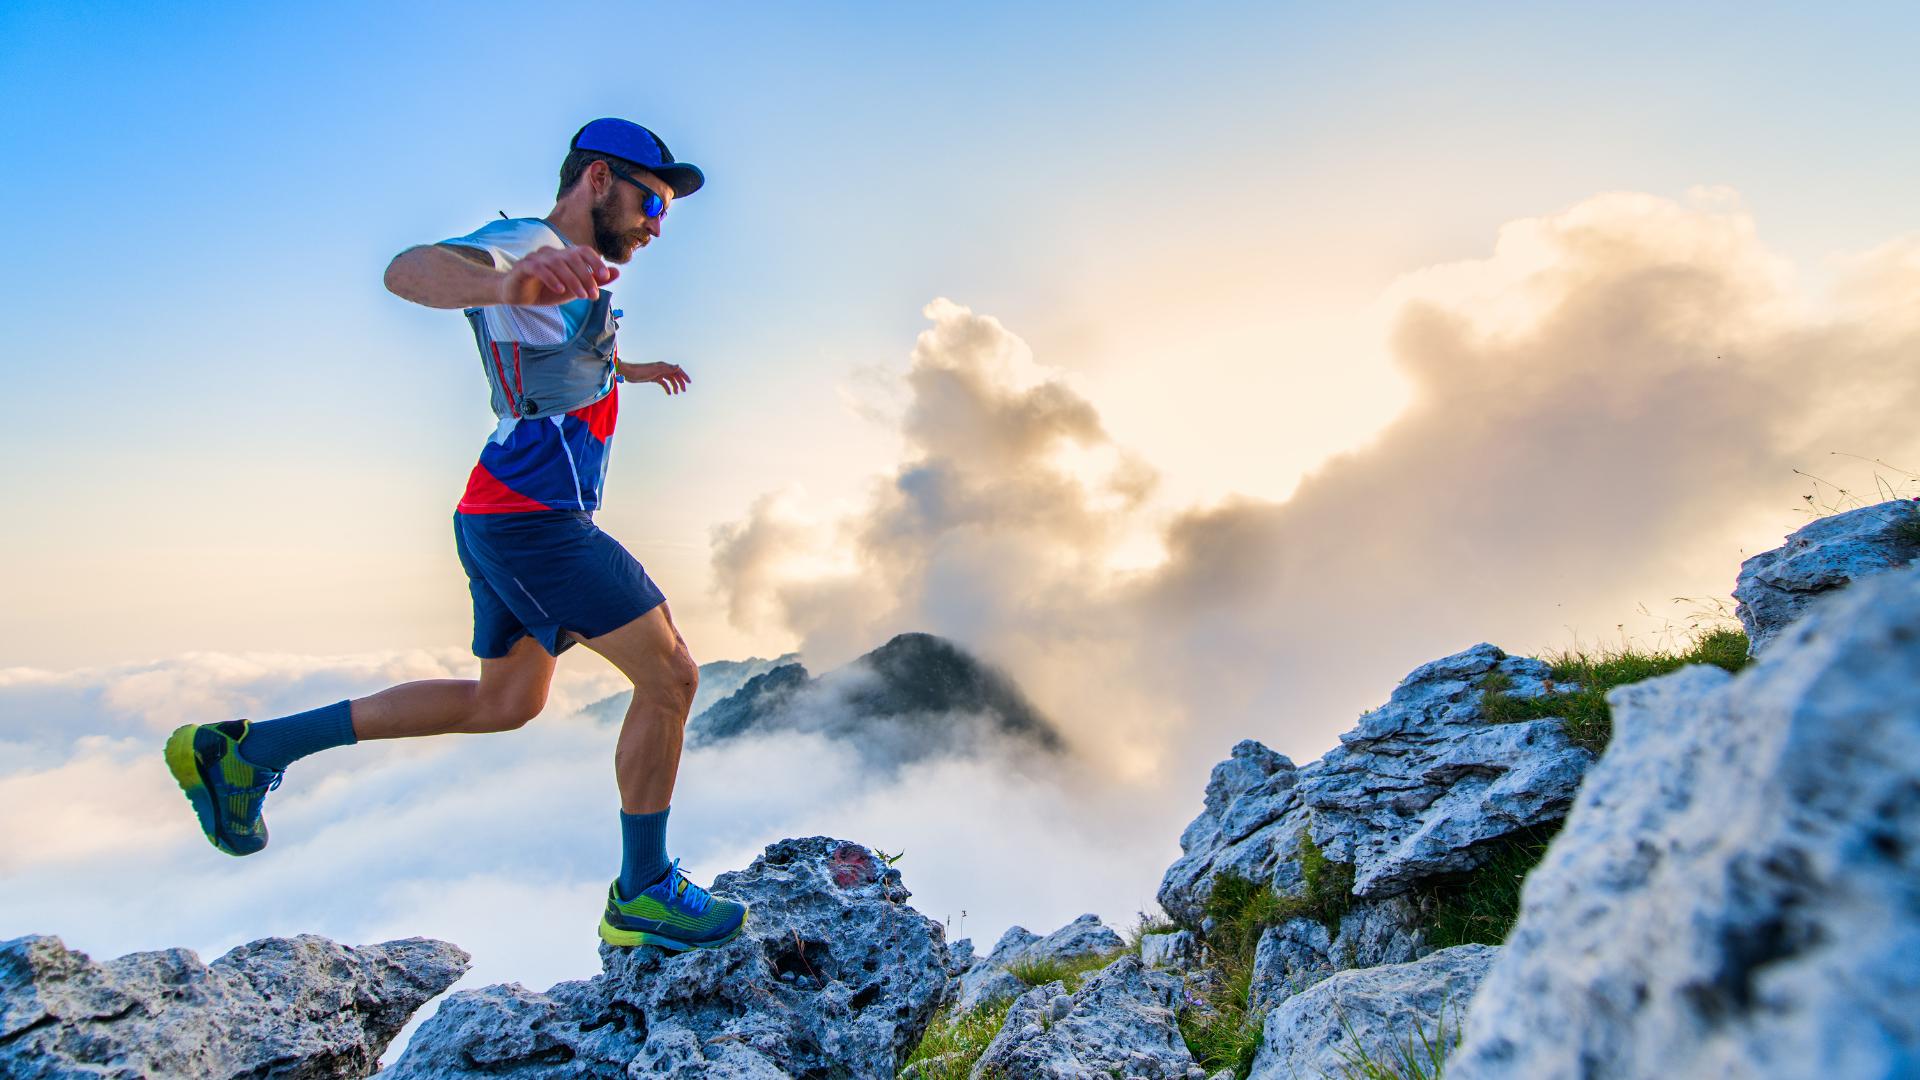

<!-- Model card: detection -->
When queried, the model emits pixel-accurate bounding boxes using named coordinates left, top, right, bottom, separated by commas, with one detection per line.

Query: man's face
left=590, top=163, right=673, bottom=263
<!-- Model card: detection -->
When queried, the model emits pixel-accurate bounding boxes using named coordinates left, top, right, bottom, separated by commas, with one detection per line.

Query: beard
left=590, top=194, right=647, bottom=263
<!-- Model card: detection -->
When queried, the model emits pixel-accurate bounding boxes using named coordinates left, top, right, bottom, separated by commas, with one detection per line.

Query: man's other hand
left=618, top=361, right=691, bottom=395
left=499, top=247, right=619, bottom=306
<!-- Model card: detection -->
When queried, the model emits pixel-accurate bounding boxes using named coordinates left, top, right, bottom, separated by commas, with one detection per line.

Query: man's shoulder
left=439, top=217, right=565, bottom=267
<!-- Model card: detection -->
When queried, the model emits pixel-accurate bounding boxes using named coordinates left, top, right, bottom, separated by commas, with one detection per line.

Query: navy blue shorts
left=453, top=510, right=667, bottom=659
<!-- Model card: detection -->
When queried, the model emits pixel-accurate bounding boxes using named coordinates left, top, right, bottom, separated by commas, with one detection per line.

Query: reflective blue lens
left=608, top=164, right=667, bottom=218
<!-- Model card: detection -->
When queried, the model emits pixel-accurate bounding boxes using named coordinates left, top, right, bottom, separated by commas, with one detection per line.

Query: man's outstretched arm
left=383, top=243, right=619, bottom=309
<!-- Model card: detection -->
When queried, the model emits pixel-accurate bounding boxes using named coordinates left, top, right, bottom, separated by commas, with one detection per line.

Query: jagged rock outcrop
left=1448, top=563, right=1920, bottom=1079
left=1732, top=497, right=1920, bottom=656
left=0, top=933, right=467, bottom=1079
left=1236, top=891, right=1429, bottom=1017
left=388, top=836, right=952, bottom=1079
left=970, top=955, right=1198, bottom=1080
left=955, top=913, right=1126, bottom=1014
left=1159, top=644, right=1591, bottom=930
left=1138, top=930, right=1205, bottom=972
left=686, top=633, right=1064, bottom=768
left=1249, top=944, right=1498, bottom=1080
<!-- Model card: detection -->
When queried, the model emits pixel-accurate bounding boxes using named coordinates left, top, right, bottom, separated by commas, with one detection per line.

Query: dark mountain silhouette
left=687, top=632, right=1063, bottom=767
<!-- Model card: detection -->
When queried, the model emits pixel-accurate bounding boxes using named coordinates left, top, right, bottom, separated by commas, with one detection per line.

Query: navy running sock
left=619, top=807, right=672, bottom=899
left=238, top=700, right=357, bottom=772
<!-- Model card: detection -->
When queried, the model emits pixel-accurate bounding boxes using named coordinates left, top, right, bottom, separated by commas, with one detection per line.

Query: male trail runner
left=162, top=118, right=747, bottom=952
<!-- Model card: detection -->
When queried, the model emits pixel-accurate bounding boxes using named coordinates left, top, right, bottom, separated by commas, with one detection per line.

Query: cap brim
left=652, top=163, right=704, bottom=198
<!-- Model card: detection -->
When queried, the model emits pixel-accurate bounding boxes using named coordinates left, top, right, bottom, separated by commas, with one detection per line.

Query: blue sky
left=4, top=2, right=1918, bottom=668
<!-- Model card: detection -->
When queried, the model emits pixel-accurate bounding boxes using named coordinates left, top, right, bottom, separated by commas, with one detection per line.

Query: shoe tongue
left=215, top=719, right=249, bottom=741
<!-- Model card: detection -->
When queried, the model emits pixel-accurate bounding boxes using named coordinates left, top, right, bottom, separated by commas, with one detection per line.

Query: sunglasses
left=606, top=164, right=669, bottom=219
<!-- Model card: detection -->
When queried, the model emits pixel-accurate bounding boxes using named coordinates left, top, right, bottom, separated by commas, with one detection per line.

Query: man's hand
left=617, top=360, right=691, bottom=395
left=499, top=247, right=619, bottom=306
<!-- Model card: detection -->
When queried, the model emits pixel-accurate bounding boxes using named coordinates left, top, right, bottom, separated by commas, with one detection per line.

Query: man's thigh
left=568, top=602, right=691, bottom=683
left=479, top=632, right=559, bottom=712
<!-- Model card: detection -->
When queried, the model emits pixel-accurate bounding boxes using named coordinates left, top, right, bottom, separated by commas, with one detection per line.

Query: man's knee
left=472, top=686, right=548, bottom=732
left=660, top=644, right=700, bottom=710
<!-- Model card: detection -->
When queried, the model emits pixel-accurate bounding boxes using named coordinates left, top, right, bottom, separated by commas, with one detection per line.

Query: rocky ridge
left=0, top=933, right=467, bottom=1079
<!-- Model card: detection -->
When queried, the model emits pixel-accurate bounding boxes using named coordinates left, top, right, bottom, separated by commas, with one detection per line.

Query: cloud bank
left=712, top=187, right=1920, bottom=784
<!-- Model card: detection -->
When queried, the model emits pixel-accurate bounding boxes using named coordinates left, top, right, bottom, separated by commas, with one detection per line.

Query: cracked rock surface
left=0, top=932, right=467, bottom=1080
left=388, top=835, right=952, bottom=1079
left=954, top=912, right=1125, bottom=1014
left=1731, top=498, right=1920, bottom=655
left=1449, top=564, right=1920, bottom=1079
left=970, top=954, right=1196, bottom=1080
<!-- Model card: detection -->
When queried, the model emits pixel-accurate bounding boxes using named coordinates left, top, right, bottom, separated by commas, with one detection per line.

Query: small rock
left=1732, top=498, right=1920, bottom=655
left=1249, top=944, right=1497, bottom=1080
left=1139, top=929, right=1203, bottom=970
left=972, top=956, right=1195, bottom=1079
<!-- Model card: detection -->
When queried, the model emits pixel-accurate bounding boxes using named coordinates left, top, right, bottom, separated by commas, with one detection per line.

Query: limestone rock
left=955, top=913, right=1125, bottom=1013
left=971, top=955, right=1196, bottom=1079
left=389, top=836, right=952, bottom=1079
left=1732, top=498, right=1920, bottom=655
left=1449, top=565, right=1920, bottom=1079
left=1159, top=644, right=1592, bottom=924
left=1138, top=930, right=1204, bottom=971
left=1249, top=944, right=1497, bottom=1080
left=0, top=932, right=467, bottom=1080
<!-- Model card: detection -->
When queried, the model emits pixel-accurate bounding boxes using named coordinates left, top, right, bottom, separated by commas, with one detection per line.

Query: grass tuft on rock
left=1005, top=947, right=1127, bottom=993
left=1179, top=830, right=1357, bottom=1078
left=900, top=996, right=1015, bottom=1080
left=1478, top=626, right=1751, bottom=752
left=898, top=947, right=1128, bottom=1078
left=1318, top=1001, right=1460, bottom=1080
left=1413, top=823, right=1560, bottom=949
left=1426, top=625, right=1754, bottom=948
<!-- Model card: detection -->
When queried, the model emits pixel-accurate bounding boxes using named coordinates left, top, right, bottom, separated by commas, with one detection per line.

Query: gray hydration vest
left=462, top=223, right=620, bottom=421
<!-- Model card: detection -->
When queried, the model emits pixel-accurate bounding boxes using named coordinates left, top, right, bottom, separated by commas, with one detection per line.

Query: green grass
left=900, top=997, right=1015, bottom=1080
left=1318, top=1001, right=1460, bottom=1080
left=1477, top=626, right=1751, bottom=752
left=1004, top=947, right=1128, bottom=992
left=1121, top=909, right=1180, bottom=952
left=897, top=946, right=1127, bottom=1078
left=1177, top=830, right=1358, bottom=1079
left=1413, top=823, right=1560, bottom=949
left=1424, top=625, right=1754, bottom=948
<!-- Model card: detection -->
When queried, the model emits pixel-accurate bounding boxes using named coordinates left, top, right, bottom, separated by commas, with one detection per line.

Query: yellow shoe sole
left=598, top=911, right=748, bottom=950
left=164, top=723, right=244, bottom=857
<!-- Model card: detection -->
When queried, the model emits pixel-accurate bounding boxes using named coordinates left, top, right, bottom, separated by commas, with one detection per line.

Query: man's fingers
left=567, top=248, right=614, bottom=285
left=527, top=264, right=569, bottom=299
left=551, top=260, right=595, bottom=299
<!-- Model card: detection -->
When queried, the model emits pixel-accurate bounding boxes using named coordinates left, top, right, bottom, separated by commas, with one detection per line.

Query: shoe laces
left=230, top=769, right=284, bottom=799
left=658, top=857, right=712, bottom=915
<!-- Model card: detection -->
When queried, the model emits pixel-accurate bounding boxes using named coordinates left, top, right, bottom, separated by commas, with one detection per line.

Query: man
left=162, top=118, right=747, bottom=952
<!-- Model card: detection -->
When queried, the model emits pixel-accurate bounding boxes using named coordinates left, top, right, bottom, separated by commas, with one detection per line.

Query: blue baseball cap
left=569, top=118, right=705, bottom=198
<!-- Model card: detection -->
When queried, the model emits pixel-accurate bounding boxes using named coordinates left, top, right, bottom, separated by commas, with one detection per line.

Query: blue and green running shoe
left=163, top=719, right=283, bottom=856
left=599, top=858, right=749, bottom=950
